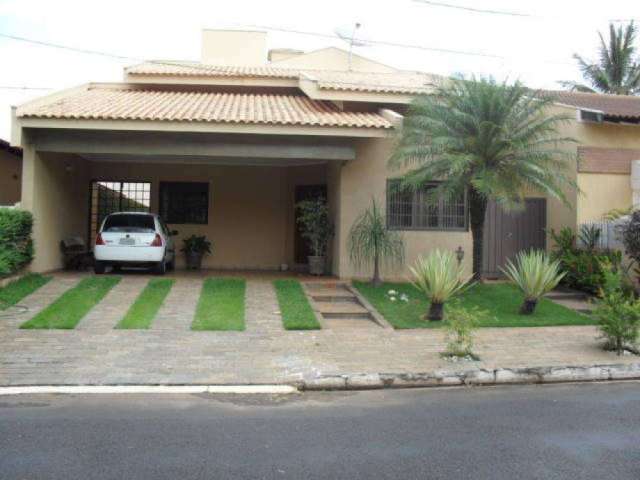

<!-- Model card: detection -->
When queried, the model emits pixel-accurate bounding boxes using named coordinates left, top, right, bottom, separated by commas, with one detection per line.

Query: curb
left=0, top=385, right=298, bottom=396
left=300, top=362, right=640, bottom=390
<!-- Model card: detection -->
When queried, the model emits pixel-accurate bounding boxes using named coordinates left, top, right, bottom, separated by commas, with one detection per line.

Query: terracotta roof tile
left=16, top=86, right=393, bottom=129
left=545, top=90, right=640, bottom=119
left=126, top=61, right=436, bottom=94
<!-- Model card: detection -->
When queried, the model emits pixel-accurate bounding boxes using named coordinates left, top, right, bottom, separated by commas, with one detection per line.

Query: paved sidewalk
left=0, top=273, right=637, bottom=386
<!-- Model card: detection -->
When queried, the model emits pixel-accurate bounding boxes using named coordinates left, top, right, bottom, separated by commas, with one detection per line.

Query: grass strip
left=0, top=274, right=51, bottom=310
left=353, top=281, right=594, bottom=329
left=273, top=279, right=321, bottom=330
left=20, top=276, right=121, bottom=329
left=116, top=278, right=174, bottom=329
left=192, top=278, right=246, bottom=331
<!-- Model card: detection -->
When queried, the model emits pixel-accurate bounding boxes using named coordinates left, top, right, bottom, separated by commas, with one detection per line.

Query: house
left=10, top=29, right=640, bottom=277
left=0, top=138, right=22, bottom=206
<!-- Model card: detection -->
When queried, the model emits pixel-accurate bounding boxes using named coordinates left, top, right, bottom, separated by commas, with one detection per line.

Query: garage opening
left=89, top=181, right=151, bottom=246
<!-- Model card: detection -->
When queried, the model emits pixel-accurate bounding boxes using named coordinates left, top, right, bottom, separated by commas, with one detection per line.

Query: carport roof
left=16, top=84, right=393, bottom=129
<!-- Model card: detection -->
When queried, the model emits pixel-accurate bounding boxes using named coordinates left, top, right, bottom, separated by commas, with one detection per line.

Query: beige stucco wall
left=271, top=47, right=396, bottom=73
left=577, top=173, right=632, bottom=223
left=0, top=149, right=21, bottom=206
left=335, top=138, right=472, bottom=281
left=21, top=147, right=89, bottom=272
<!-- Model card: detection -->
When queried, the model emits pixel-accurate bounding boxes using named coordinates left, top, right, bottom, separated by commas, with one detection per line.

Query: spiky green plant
left=348, top=199, right=404, bottom=286
left=390, top=76, right=575, bottom=280
left=409, top=249, right=472, bottom=321
left=501, top=250, right=566, bottom=315
left=561, top=22, right=640, bottom=95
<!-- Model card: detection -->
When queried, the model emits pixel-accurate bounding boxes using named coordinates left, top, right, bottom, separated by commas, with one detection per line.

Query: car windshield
left=103, top=214, right=155, bottom=233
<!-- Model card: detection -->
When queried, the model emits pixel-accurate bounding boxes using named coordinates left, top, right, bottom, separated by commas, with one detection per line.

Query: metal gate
left=88, top=181, right=151, bottom=246
left=482, top=198, right=547, bottom=278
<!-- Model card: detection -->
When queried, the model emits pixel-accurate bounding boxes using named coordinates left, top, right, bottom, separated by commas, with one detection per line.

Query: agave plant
left=501, top=250, right=566, bottom=315
left=409, top=249, right=472, bottom=321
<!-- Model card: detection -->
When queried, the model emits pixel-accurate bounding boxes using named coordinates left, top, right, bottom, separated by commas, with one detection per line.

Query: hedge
left=0, top=208, right=34, bottom=277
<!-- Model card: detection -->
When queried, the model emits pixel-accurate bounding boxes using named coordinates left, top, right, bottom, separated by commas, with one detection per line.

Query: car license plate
left=119, top=237, right=135, bottom=246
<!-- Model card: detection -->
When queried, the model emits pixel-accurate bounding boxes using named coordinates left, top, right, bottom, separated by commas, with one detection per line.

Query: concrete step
left=546, top=292, right=590, bottom=301
left=311, top=294, right=358, bottom=303
left=315, top=302, right=370, bottom=316
left=323, top=318, right=380, bottom=329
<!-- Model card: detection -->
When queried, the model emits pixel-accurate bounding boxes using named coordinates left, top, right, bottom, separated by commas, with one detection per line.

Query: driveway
left=0, top=272, right=636, bottom=386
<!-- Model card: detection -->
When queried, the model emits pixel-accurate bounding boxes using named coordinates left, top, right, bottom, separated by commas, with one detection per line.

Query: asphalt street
left=1, top=382, right=639, bottom=479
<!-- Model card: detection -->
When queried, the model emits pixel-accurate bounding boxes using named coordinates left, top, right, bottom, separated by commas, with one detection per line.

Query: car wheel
left=154, top=261, right=167, bottom=275
left=94, top=261, right=106, bottom=274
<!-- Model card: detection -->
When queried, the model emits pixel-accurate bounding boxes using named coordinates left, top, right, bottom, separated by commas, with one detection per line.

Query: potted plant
left=181, top=235, right=212, bottom=270
left=295, top=197, right=333, bottom=275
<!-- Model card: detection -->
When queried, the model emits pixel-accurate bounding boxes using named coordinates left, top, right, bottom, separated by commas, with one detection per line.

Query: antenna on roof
left=334, top=23, right=366, bottom=71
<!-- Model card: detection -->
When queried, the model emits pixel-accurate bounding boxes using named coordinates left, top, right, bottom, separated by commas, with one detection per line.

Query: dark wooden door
left=294, top=185, right=327, bottom=264
left=482, top=198, right=547, bottom=278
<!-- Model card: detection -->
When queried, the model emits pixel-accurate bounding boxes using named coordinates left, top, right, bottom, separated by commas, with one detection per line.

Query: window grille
left=159, top=182, right=209, bottom=224
left=386, top=180, right=467, bottom=231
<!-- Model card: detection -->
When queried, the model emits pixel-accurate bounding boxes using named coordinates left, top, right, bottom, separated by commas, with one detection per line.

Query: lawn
left=116, top=278, right=174, bottom=329
left=192, top=278, right=246, bottom=331
left=0, top=274, right=51, bottom=310
left=353, top=281, right=594, bottom=329
left=20, top=276, right=121, bottom=329
left=273, top=279, right=321, bottom=330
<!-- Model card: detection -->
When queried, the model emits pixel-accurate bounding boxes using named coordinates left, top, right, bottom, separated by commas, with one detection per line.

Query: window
left=103, top=214, right=156, bottom=233
left=386, top=179, right=467, bottom=231
left=159, top=182, right=209, bottom=224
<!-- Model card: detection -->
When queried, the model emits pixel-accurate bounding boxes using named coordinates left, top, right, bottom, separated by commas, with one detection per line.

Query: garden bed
left=353, top=281, right=595, bottom=329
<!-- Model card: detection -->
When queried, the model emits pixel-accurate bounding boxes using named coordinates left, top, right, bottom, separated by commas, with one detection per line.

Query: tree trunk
left=519, top=299, right=537, bottom=315
left=372, top=249, right=381, bottom=287
left=468, top=189, right=488, bottom=282
left=427, top=302, right=444, bottom=321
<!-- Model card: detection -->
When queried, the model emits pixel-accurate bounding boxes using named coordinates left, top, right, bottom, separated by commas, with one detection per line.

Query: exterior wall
left=271, top=47, right=396, bottom=73
left=335, top=138, right=472, bottom=280
left=0, top=149, right=22, bottom=206
left=201, top=30, right=267, bottom=66
left=88, top=161, right=327, bottom=271
left=21, top=147, right=89, bottom=272
left=577, top=173, right=632, bottom=223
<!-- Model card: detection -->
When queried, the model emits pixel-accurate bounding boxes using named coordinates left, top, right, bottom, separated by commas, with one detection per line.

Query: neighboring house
left=0, top=138, right=22, bottom=206
left=10, top=29, right=640, bottom=276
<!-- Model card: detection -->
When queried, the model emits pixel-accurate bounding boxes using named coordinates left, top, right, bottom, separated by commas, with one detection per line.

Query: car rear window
left=103, top=215, right=155, bottom=233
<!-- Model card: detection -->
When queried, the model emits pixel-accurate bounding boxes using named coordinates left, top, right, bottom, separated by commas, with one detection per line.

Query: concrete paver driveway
left=0, top=271, right=635, bottom=386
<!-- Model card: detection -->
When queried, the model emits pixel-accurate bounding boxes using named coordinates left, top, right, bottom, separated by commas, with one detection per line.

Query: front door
left=294, top=185, right=327, bottom=265
left=482, top=198, right=547, bottom=278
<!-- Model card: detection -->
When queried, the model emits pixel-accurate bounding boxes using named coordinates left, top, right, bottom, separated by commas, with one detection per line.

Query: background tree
left=348, top=199, right=404, bottom=286
left=561, top=22, right=640, bottom=95
left=390, top=77, right=575, bottom=280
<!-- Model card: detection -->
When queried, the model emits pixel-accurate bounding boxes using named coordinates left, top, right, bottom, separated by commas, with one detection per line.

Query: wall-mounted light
left=455, top=246, right=464, bottom=265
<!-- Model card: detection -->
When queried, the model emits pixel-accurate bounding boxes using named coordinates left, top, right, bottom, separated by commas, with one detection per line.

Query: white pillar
left=632, top=160, right=640, bottom=209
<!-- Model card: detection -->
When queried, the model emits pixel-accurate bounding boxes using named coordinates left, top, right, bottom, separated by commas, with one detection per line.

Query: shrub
left=295, top=197, right=332, bottom=257
left=443, top=304, right=483, bottom=359
left=550, top=227, right=624, bottom=295
left=409, top=249, right=472, bottom=321
left=501, top=250, right=565, bottom=315
left=0, top=209, right=34, bottom=277
left=620, top=210, right=640, bottom=280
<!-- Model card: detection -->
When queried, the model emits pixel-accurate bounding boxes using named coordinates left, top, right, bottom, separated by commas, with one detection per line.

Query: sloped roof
left=546, top=90, right=640, bottom=119
left=126, top=61, right=437, bottom=94
left=16, top=85, right=393, bottom=129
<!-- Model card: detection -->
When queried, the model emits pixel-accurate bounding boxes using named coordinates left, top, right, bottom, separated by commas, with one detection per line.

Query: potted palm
left=295, top=197, right=333, bottom=275
left=181, top=235, right=212, bottom=270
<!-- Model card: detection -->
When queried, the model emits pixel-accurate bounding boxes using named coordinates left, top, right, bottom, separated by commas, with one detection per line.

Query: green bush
left=0, top=209, right=34, bottom=277
left=550, top=227, right=625, bottom=295
left=443, top=304, right=484, bottom=359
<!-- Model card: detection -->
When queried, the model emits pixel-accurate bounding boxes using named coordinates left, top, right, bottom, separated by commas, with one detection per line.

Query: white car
left=94, top=212, right=177, bottom=274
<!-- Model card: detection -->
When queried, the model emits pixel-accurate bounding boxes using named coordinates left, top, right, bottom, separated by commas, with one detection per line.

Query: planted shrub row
left=0, top=208, right=34, bottom=277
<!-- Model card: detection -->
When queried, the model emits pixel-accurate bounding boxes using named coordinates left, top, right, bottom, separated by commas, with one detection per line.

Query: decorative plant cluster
left=442, top=303, right=484, bottom=361
left=0, top=208, right=34, bottom=277
left=385, top=289, right=409, bottom=303
left=550, top=227, right=628, bottom=295
left=593, top=265, right=640, bottom=356
left=295, top=198, right=333, bottom=258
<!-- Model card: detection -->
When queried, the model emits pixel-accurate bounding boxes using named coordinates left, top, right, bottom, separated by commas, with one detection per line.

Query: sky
left=0, top=0, right=636, bottom=139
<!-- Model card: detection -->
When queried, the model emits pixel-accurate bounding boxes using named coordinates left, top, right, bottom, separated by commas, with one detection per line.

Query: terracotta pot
left=308, top=255, right=325, bottom=276
left=185, top=251, right=203, bottom=270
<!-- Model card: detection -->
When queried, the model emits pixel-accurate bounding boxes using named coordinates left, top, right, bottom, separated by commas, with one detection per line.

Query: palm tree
left=390, top=77, right=575, bottom=280
left=348, top=199, right=405, bottom=286
left=562, top=22, right=640, bottom=95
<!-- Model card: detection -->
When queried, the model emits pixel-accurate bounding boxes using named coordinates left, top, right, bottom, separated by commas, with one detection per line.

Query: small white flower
left=389, top=296, right=397, bottom=302
left=388, top=289, right=397, bottom=295
left=400, top=294, right=409, bottom=302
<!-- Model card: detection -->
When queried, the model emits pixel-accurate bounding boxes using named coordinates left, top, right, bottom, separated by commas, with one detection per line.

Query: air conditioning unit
left=579, top=109, right=604, bottom=123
